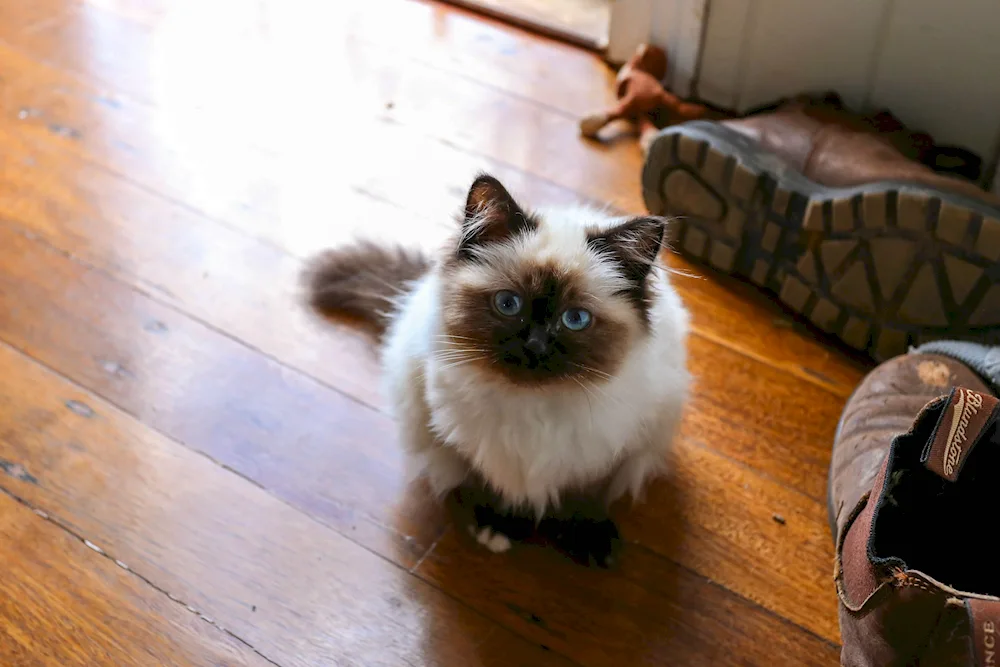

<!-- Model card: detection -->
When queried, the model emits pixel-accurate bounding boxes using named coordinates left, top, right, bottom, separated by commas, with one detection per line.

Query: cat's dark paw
left=467, top=524, right=513, bottom=553
left=549, top=516, right=621, bottom=568
left=467, top=503, right=534, bottom=554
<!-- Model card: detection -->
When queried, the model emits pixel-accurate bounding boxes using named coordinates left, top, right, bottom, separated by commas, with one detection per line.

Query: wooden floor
left=0, top=1, right=871, bottom=664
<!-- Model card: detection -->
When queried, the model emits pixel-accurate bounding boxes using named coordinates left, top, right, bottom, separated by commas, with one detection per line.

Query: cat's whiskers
left=585, top=378, right=626, bottom=409
left=433, top=347, right=489, bottom=354
left=659, top=264, right=703, bottom=280
left=434, top=334, right=479, bottom=342
left=436, top=356, right=489, bottom=373
left=647, top=232, right=704, bottom=279
left=434, top=343, right=488, bottom=352
left=570, top=362, right=613, bottom=382
left=416, top=352, right=490, bottom=381
left=434, top=357, right=486, bottom=367
left=570, top=375, right=597, bottom=433
left=433, top=353, right=487, bottom=364
left=433, top=346, right=490, bottom=359
left=571, top=367, right=626, bottom=409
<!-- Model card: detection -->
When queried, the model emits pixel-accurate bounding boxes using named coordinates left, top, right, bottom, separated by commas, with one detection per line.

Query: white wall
left=606, top=0, right=654, bottom=64
left=651, top=0, right=708, bottom=98
left=671, top=0, right=1000, bottom=189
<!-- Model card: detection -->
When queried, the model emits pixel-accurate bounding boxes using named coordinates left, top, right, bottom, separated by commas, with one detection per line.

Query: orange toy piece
left=580, top=44, right=729, bottom=152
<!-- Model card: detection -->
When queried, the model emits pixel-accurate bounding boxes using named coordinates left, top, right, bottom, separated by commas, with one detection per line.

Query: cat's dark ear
left=587, top=216, right=666, bottom=284
left=459, top=174, right=536, bottom=258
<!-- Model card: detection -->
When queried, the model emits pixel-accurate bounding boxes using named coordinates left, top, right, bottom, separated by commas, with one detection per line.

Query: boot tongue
left=922, top=387, right=1000, bottom=482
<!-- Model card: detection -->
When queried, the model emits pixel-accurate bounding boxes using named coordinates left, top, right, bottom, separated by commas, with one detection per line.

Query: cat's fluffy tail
left=305, top=242, right=431, bottom=335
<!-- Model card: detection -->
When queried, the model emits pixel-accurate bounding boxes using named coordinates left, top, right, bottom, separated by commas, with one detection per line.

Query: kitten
left=307, top=174, right=690, bottom=566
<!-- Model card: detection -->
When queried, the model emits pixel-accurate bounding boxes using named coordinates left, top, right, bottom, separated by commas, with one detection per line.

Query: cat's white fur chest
left=383, top=265, right=690, bottom=513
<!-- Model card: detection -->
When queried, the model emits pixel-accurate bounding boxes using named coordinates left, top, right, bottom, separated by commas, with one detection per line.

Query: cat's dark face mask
left=481, top=262, right=624, bottom=382
left=436, top=174, right=666, bottom=387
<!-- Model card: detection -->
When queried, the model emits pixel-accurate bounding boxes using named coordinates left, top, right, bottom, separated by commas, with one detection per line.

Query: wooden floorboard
left=0, top=223, right=445, bottom=567
left=415, top=533, right=840, bottom=666
left=0, top=335, right=838, bottom=665
left=0, top=489, right=272, bottom=667
left=0, top=342, right=576, bottom=667
left=0, top=0, right=862, bottom=664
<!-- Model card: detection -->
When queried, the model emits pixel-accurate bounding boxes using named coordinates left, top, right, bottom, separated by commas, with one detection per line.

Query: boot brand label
left=923, top=387, right=999, bottom=482
left=968, top=599, right=1000, bottom=667
left=984, top=620, right=994, bottom=666
left=943, top=388, right=984, bottom=475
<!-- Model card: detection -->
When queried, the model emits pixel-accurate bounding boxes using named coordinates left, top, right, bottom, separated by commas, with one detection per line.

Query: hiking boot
left=829, top=341, right=1000, bottom=666
left=641, top=96, right=1000, bottom=360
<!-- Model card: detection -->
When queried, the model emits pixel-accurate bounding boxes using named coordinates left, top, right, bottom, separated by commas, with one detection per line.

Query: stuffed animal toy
left=579, top=43, right=729, bottom=153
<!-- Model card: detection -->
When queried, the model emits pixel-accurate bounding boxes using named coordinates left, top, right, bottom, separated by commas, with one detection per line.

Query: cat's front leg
left=388, top=361, right=471, bottom=498
left=606, top=411, right=682, bottom=504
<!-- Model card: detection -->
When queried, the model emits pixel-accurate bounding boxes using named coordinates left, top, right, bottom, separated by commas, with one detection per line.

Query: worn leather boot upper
left=723, top=98, right=1000, bottom=206
left=831, top=353, right=1000, bottom=666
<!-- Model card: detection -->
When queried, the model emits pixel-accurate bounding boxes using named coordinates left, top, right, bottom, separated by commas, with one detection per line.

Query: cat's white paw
left=469, top=525, right=512, bottom=553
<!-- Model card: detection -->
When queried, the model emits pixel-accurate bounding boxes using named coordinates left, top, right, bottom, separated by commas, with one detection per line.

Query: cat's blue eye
left=561, top=308, right=592, bottom=331
left=494, top=290, right=523, bottom=316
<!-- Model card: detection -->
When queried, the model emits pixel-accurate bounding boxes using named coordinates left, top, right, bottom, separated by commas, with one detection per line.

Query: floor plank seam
left=0, top=336, right=405, bottom=577
left=408, top=530, right=841, bottom=652
left=681, top=432, right=831, bottom=506
left=77, top=125, right=619, bottom=252
left=690, top=325, right=856, bottom=398
left=408, top=531, right=446, bottom=574
left=0, top=482, right=286, bottom=667
left=2, top=29, right=609, bottom=210
left=382, top=50, right=587, bottom=122
left=0, top=336, right=422, bottom=561
left=2, top=10, right=588, bottom=162
left=626, top=542, right=842, bottom=651
left=0, top=217, right=384, bottom=416
left=0, top=34, right=154, bottom=114
left=409, top=563, right=591, bottom=667
left=390, top=0, right=608, bottom=118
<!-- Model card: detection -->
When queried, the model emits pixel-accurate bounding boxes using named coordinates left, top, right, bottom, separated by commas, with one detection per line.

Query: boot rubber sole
left=642, top=122, right=1000, bottom=360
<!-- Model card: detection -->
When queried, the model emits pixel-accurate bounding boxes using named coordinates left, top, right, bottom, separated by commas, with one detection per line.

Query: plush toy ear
left=459, top=174, right=536, bottom=258
left=587, top=216, right=666, bottom=284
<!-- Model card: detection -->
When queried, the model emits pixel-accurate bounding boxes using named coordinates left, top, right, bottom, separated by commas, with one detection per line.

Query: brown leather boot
left=641, top=97, right=1000, bottom=360
left=830, top=341, right=1000, bottom=665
